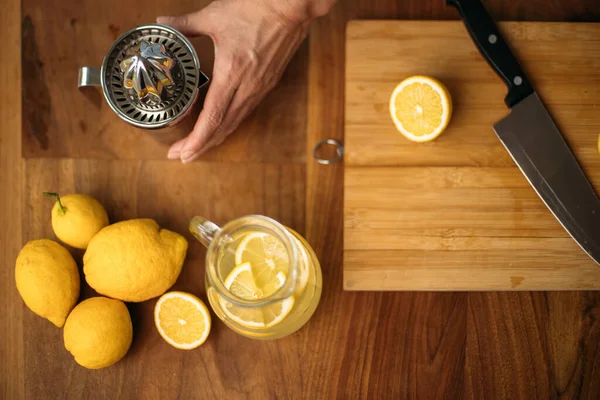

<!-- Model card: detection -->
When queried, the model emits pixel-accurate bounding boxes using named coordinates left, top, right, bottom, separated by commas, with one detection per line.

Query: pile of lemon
left=15, top=193, right=210, bottom=370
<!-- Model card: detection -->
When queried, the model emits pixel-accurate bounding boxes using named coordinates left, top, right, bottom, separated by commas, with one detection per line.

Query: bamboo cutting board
left=344, top=21, right=600, bottom=290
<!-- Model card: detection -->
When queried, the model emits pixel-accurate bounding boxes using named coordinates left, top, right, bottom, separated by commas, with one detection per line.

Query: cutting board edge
left=343, top=266, right=600, bottom=291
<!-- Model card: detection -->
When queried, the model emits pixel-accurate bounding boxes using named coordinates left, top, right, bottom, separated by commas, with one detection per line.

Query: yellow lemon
left=389, top=75, right=452, bottom=142
left=15, top=239, right=80, bottom=327
left=45, top=192, right=109, bottom=249
left=63, top=297, right=132, bottom=369
left=83, top=219, right=188, bottom=302
left=154, top=291, right=211, bottom=350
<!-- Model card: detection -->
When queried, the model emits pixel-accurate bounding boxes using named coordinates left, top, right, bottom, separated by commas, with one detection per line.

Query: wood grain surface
left=344, top=21, right=600, bottom=290
left=21, top=0, right=307, bottom=163
left=0, top=0, right=24, bottom=398
left=0, top=0, right=598, bottom=398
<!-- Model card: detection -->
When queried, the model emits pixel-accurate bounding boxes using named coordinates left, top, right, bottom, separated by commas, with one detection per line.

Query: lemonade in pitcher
left=190, top=215, right=322, bottom=339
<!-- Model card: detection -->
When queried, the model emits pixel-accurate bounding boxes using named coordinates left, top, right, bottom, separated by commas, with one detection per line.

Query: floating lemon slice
left=154, top=291, right=211, bottom=350
left=221, top=262, right=294, bottom=328
left=389, top=75, right=452, bottom=142
left=234, top=232, right=290, bottom=290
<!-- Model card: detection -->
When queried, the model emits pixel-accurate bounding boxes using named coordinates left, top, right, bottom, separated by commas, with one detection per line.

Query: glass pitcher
left=189, top=215, right=322, bottom=340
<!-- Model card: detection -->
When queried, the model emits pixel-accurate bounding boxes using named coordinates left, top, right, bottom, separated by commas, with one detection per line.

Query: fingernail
left=156, top=16, right=171, bottom=24
left=180, top=151, right=197, bottom=164
left=167, top=148, right=180, bottom=160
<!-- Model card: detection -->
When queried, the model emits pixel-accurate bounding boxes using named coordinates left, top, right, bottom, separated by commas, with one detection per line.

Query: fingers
left=194, top=85, right=262, bottom=155
left=167, top=138, right=185, bottom=160
left=159, top=2, right=303, bottom=162
left=159, top=6, right=219, bottom=162
left=157, top=9, right=214, bottom=37
left=178, top=60, right=240, bottom=163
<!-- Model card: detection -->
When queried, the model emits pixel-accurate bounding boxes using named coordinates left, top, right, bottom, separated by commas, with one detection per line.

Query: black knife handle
left=446, top=0, right=534, bottom=108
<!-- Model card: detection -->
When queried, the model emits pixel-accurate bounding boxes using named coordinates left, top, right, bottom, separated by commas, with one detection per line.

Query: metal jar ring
left=312, top=139, right=344, bottom=165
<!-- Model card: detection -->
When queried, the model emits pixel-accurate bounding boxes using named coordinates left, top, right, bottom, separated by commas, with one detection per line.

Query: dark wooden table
left=2, top=0, right=600, bottom=398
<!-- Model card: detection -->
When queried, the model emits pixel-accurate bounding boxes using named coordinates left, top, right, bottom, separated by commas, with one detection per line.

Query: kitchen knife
left=447, top=0, right=600, bottom=264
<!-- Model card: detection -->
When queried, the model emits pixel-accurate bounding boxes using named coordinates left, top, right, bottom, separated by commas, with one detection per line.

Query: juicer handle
left=189, top=216, right=220, bottom=248
left=78, top=67, right=102, bottom=87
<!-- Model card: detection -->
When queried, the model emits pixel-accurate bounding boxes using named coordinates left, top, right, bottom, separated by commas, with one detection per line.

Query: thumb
left=157, top=10, right=213, bottom=37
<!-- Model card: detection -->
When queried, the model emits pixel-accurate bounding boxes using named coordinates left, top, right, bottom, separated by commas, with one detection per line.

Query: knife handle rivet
left=513, top=76, right=523, bottom=86
left=488, top=34, right=497, bottom=44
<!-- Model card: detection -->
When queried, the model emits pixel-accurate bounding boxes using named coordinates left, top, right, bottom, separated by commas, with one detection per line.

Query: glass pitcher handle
left=189, top=216, right=220, bottom=248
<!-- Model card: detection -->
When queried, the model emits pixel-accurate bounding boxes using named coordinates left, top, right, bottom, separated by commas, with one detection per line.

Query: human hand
left=159, top=0, right=335, bottom=163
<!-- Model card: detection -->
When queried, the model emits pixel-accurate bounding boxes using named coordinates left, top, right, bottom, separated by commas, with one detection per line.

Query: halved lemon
left=234, top=232, right=290, bottom=289
left=389, top=75, right=452, bottom=142
left=220, top=262, right=294, bottom=328
left=154, top=291, right=211, bottom=350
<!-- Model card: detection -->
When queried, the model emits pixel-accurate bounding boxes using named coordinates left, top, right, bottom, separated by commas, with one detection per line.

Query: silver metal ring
left=313, top=139, right=344, bottom=165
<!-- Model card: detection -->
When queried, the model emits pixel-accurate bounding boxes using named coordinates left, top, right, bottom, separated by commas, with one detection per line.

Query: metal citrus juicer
left=78, top=24, right=209, bottom=129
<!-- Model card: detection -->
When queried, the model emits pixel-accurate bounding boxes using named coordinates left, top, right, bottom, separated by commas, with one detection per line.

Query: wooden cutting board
left=344, top=21, right=600, bottom=290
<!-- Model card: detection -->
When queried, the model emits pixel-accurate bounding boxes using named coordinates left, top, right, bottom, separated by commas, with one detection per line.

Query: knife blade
left=447, top=0, right=600, bottom=264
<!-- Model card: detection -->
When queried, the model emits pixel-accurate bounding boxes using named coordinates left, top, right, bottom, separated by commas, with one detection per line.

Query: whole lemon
left=45, top=192, right=109, bottom=249
left=63, top=297, right=132, bottom=369
left=83, top=219, right=188, bottom=302
left=15, top=239, right=80, bottom=327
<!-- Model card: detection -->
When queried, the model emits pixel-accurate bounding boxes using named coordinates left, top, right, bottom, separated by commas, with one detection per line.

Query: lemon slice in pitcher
left=220, top=262, right=294, bottom=328
left=235, top=232, right=290, bottom=289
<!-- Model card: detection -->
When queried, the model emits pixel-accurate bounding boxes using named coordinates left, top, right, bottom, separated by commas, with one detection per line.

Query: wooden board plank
left=345, top=250, right=600, bottom=290
left=23, top=160, right=306, bottom=238
left=345, top=167, right=599, bottom=240
left=21, top=0, right=307, bottom=163
left=0, top=0, right=24, bottom=397
left=344, top=21, right=600, bottom=290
